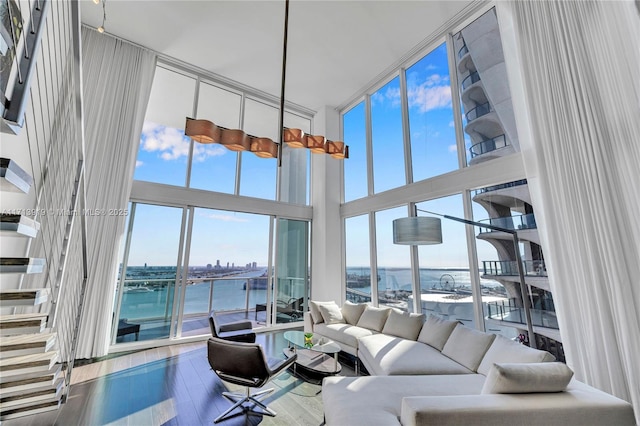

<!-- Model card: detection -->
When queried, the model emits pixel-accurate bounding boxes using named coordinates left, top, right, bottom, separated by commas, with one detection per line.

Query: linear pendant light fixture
left=185, top=0, right=348, bottom=162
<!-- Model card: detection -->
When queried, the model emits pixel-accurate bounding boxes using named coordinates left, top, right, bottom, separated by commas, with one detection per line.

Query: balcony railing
left=469, top=134, right=507, bottom=158
left=474, top=179, right=528, bottom=196
left=458, top=43, right=469, bottom=59
left=461, top=71, right=481, bottom=90
left=487, top=299, right=558, bottom=329
left=465, top=102, right=491, bottom=122
left=482, top=260, right=547, bottom=277
left=477, top=213, right=537, bottom=232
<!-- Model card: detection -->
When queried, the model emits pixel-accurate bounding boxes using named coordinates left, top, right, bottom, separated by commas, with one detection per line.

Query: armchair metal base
left=214, top=387, right=276, bottom=423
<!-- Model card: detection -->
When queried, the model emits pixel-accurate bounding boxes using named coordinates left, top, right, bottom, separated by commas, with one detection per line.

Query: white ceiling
left=80, top=0, right=474, bottom=113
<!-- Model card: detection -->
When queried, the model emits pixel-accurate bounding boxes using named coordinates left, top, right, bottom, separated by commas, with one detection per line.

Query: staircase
left=0, top=291, right=64, bottom=420
left=0, top=160, right=65, bottom=421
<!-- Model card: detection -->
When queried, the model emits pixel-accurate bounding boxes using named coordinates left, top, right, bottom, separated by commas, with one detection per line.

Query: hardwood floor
left=3, top=331, right=357, bottom=426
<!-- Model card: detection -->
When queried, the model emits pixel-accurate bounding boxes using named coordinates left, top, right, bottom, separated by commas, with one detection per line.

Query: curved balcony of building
left=457, top=52, right=476, bottom=75
left=478, top=213, right=537, bottom=231
left=486, top=299, right=560, bottom=341
left=461, top=71, right=481, bottom=91
left=482, top=259, right=547, bottom=278
left=461, top=83, right=487, bottom=107
left=477, top=225, right=540, bottom=246
left=472, top=179, right=532, bottom=207
left=481, top=259, right=549, bottom=292
left=465, top=102, right=492, bottom=123
left=469, top=134, right=508, bottom=159
left=457, top=43, right=469, bottom=60
left=464, top=110, right=501, bottom=137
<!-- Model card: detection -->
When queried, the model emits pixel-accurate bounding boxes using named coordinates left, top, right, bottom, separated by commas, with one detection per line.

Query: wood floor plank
left=2, top=330, right=350, bottom=425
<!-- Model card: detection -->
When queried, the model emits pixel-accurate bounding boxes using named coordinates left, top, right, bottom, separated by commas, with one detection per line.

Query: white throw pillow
left=356, top=305, right=391, bottom=332
left=417, top=315, right=459, bottom=350
left=308, top=300, right=336, bottom=324
left=318, top=303, right=345, bottom=324
left=477, top=335, right=556, bottom=376
left=381, top=309, right=425, bottom=340
left=481, top=362, right=574, bottom=394
left=441, top=324, right=496, bottom=371
left=341, top=301, right=367, bottom=325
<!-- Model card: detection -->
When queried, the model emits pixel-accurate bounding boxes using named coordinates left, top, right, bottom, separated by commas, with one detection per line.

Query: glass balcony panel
left=458, top=44, right=469, bottom=59
left=474, top=179, right=528, bottom=196
left=469, top=134, right=507, bottom=158
left=461, top=71, right=481, bottom=90
left=482, top=260, right=547, bottom=277
left=465, top=102, right=491, bottom=122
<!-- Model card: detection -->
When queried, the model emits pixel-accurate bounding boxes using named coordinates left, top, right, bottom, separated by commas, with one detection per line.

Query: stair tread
left=1, top=362, right=61, bottom=384
left=0, top=214, right=40, bottom=238
left=0, top=288, right=50, bottom=297
left=0, top=399, right=61, bottom=419
left=0, top=258, right=46, bottom=274
left=0, top=333, right=55, bottom=346
left=0, top=351, right=58, bottom=368
left=0, top=313, right=48, bottom=322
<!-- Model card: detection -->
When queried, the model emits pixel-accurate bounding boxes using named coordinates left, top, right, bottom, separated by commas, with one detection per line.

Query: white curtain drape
left=497, top=1, right=640, bottom=422
left=76, top=27, right=156, bottom=358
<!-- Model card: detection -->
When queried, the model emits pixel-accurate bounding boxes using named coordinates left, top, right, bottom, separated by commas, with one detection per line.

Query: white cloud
left=135, top=160, right=143, bottom=168
left=448, top=144, right=458, bottom=153
left=140, top=121, right=227, bottom=162
left=408, top=84, right=452, bottom=113
left=448, top=120, right=455, bottom=127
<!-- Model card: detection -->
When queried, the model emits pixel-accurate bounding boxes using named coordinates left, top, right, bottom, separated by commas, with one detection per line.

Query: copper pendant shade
left=184, top=118, right=221, bottom=144
left=183, top=0, right=348, bottom=161
left=284, top=128, right=308, bottom=148
left=251, top=137, right=279, bottom=158
left=326, top=141, right=349, bottom=159
left=307, top=135, right=327, bottom=153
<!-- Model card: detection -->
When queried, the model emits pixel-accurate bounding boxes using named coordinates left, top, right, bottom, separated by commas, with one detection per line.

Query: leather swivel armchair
left=207, top=337, right=297, bottom=423
left=208, top=311, right=256, bottom=343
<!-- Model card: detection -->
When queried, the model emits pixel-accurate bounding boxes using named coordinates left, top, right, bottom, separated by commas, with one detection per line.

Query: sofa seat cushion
left=477, top=334, right=556, bottom=376
left=313, top=322, right=375, bottom=355
left=358, top=334, right=473, bottom=376
left=322, top=374, right=486, bottom=426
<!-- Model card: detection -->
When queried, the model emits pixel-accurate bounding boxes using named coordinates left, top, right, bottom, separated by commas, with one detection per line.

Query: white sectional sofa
left=305, top=301, right=636, bottom=426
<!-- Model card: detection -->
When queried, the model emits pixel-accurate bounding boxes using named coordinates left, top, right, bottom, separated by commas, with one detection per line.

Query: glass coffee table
left=283, top=330, right=342, bottom=378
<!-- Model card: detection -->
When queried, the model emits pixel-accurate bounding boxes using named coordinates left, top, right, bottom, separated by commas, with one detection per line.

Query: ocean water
left=347, top=267, right=502, bottom=293
left=120, top=269, right=268, bottom=320
left=119, top=267, right=502, bottom=321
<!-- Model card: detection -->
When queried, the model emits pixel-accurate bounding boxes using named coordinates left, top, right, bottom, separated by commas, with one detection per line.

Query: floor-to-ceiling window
left=407, top=42, right=458, bottom=181
left=181, top=209, right=271, bottom=336
left=111, top=60, right=314, bottom=348
left=371, top=77, right=406, bottom=193
left=340, top=5, right=536, bottom=341
left=375, top=207, right=411, bottom=310
left=345, top=214, right=372, bottom=302
left=114, top=203, right=184, bottom=343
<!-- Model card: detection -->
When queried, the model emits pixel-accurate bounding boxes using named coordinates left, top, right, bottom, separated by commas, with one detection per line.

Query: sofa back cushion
left=477, top=335, right=556, bottom=376
left=357, top=305, right=391, bottom=332
left=318, top=303, right=345, bottom=324
left=309, top=300, right=337, bottom=324
left=381, top=309, right=425, bottom=340
left=481, top=362, right=574, bottom=394
left=441, top=324, right=496, bottom=371
left=341, top=301, right=367, bottom=325
left=417, top=315, right=459, bottom=350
